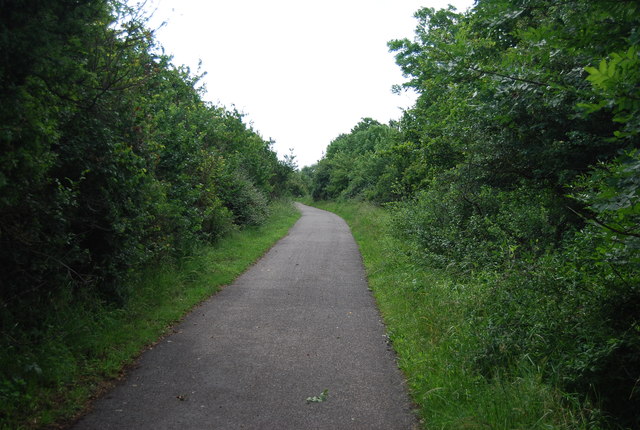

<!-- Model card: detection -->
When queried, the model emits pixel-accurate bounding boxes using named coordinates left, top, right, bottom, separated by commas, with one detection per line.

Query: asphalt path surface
left=72, top=203, right=418, bottom=429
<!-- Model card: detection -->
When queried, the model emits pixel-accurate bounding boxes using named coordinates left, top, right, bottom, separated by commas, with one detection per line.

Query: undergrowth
left=312, top=200, right=595, bottom=429
left=0, top=200, right=300, bottom=430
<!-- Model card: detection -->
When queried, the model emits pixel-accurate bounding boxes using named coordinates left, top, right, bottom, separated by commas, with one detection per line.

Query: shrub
left=474, top=230, right=640, bottom=428
left=221, top=172, right=270, bottom=226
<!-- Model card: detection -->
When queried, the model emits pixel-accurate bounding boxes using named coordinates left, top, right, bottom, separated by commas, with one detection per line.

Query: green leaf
left=306, top=389, right=329, bottom=403
left=599, top=58, right=608, bottom=75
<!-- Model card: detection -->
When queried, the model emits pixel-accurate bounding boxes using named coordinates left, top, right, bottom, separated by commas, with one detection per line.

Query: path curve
left=72, top=203, right=418, bottom=429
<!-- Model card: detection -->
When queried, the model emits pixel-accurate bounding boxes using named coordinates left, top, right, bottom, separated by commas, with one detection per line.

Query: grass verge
left=0, top=200, right=300, bottom=430
left=310, top=200, right=588, bottom=429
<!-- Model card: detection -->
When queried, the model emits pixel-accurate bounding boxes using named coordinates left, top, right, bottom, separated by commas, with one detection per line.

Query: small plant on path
left=306, top=389, right=329, bottom=403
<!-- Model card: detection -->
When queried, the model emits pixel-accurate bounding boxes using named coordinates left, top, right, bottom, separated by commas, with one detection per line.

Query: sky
left=142, top=0, right=475, bottom=167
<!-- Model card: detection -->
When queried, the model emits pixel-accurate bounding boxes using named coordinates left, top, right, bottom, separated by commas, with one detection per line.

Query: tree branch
left=566, top=206, right=640, bottom=238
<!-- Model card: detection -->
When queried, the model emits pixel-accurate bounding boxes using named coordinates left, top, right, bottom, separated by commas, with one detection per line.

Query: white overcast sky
left=141, top=0, right=475, bottom=167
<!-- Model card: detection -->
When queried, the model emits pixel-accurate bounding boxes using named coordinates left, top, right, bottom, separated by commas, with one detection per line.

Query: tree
left=309, top=1, right=640, bottom=425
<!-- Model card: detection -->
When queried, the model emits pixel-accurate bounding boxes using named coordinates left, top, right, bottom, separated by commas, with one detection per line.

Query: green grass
left=0, top=200, right=300, bottom=430
left=310, top=200, right=589, bottom=429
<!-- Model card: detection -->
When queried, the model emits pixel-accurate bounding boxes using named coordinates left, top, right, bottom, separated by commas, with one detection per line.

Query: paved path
left=72, top=203, right=417, bottom=429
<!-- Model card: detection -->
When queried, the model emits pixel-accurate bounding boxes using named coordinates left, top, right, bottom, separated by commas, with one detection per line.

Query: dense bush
left=221, top=171, right=270, bottom=226
left=0, top=1, right=298, bottom=422
left=308, top=0, right=639, bottom=426
left=476, top=232, right=639, bottom=427
left=389, top=183, right=560, bottom=273
left=0, top=0, right=296, bottom=301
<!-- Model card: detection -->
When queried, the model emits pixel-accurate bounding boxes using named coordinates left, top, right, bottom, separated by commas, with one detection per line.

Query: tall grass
left=0, top=200, right=300, bottom=430
left=312, top=200, right=590, bottom=429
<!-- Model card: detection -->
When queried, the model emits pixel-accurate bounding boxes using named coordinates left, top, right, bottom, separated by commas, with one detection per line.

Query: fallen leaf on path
left=306, top=389, right=328, bottom=403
